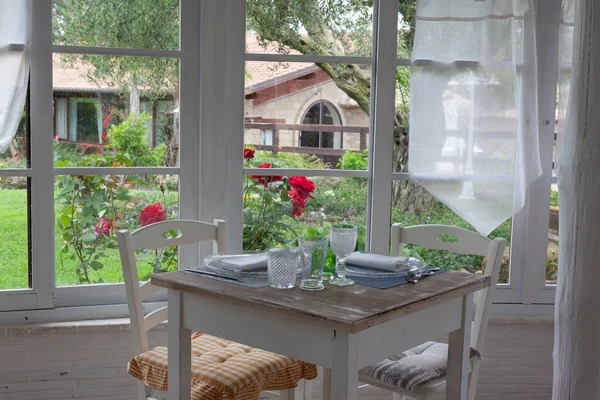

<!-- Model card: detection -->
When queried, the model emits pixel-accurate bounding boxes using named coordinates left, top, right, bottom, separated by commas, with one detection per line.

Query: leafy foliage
left=53, top=0, right=179, bottom=95
left=107, top=113, right=166, bottom=167
left=550, top=189, right=559, bottom=207
left=250, top=150, right=329, bottom=169
left=55, top=153, right=135, bottom=283
left=393, top=201, right=512, bottom=273
left=337, top=149, right=368, bottom=170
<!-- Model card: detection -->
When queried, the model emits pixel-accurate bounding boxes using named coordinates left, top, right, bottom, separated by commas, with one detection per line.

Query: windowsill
left=0, top=317, right=167, bottom=336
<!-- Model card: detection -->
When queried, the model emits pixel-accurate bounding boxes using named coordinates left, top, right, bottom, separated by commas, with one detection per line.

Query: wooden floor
left=303, top=320, right=554, bottom=400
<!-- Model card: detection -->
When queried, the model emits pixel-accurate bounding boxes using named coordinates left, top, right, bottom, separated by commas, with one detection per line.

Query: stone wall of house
left=245, top=80, right=369, bottom=151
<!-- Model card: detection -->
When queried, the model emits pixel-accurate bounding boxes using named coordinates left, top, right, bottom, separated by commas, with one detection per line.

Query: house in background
left=244, top=35, right=370, bottom=157
left=50, top=36, right=370, bottom=167
left=52, top=56, right=176, bottom=149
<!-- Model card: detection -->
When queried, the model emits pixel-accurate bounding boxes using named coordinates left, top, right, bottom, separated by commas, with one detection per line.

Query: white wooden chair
left=358, top=223, right=506, bottom=400
left=117, top=219, right=311, bottom=400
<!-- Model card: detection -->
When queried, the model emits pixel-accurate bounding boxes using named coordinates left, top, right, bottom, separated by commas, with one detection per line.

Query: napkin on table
left=345, top=252, right=410, bottom=272
left=218, top=253, right=268, bottom=272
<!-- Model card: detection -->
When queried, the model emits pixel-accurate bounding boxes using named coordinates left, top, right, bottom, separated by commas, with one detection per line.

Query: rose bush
left=139, top=202, right=167, bottom=226
left=242, top=148, right=316, bottom=250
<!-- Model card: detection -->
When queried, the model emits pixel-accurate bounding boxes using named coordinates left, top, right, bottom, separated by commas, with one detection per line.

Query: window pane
left=53, top=54, right=179, bottom=167
left=0, top=178, right=30, bottom=289
left=242, top=175, right=367, bottom=263
left=398, top=4, right=415, bottom=58
left=547, top=186, right=559, bottom=285
left=246, top=2, right=373, bottom=57
left=55, top=174, right=178, bottom=286
left=53, top=0, right=180, bottom=50
left=244, top=61, right=370, bottom=169
left=391, top=182, right=512, bottom=284
left=0, top=100, right=29, bottom=169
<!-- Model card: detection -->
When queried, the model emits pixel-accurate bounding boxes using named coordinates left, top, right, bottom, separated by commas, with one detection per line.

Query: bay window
left=0, top=0, right=564, bottom=321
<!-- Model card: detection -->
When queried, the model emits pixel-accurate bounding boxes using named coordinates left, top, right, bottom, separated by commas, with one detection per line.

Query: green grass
left=0, top=188, right=157, bottom=290
left=0, top=189, right=29, bottom=289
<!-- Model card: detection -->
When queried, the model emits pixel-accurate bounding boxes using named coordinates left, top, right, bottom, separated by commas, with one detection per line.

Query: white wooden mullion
left=176, top=0, right=201, bottom=269
left=30, top=0, right=55, bottom=309
left=522, top=0, right=562, bottom=304
left=390, top=172, right=516, bottom=183
left=367, top=0, right=397, bottom=254
left=54, top=167, right=180, bottom=176
left=197, top=0, right=226, bottom=258
left=243, top=168, right=369, bottom=178
left=52, top=45, right=181, bottom=59
left=0, top=169, right=31, bottom=177
left=223, top=0, right=247, bottom=252
left=245, top=53, right=372, bottom=65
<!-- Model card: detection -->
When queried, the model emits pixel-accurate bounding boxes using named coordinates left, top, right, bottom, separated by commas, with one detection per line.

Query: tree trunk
left=129, top=84, right=139, bottom=123
left=392, top=118, right=435, bottom=214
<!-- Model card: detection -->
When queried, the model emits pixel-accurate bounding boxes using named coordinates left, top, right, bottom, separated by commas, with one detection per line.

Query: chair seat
left=128, top=332, right=317, bottom=400
left=359, top=341, right=481, bottom=393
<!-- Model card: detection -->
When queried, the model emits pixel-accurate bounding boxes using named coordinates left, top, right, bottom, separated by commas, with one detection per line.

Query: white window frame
left=0, top=0, right=565, bottom=322
left=236, top=0, right=564, bottom=311
left=0, top=0, right=202, bottom=320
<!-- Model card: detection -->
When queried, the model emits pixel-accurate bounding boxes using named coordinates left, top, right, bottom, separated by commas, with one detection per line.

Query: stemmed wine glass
left=329, top=224, right=357, bottom=286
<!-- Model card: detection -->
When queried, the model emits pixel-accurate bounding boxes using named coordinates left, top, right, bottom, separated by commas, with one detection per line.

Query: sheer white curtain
left=409, top=0, right=539, bottom=235
left=553, top=0, right=600, bottom=398
left=0, top=1, right=31, bottom=153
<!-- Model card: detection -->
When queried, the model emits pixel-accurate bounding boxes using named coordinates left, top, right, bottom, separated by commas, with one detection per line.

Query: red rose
left=288, top=176, right=316, bottom=199
left=251, top=163, right=283, bottom=187
left=139, top=203, right=167, bottom=227
left=95, top=217, right=112, bottom=236
left=288, top=189, right=306, bottom=217
left=244, top=148, right=255, bottom=159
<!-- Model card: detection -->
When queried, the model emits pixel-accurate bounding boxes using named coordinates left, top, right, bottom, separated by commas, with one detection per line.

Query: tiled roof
left=53, top=35, right=321, bottom=93
left=53, top=56, right=116, bottom=92
left=244, top=33, right=317, bottom=91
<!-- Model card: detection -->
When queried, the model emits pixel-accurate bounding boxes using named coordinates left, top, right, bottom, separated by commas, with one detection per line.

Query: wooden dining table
left=151, top=270, right=490, bottom=400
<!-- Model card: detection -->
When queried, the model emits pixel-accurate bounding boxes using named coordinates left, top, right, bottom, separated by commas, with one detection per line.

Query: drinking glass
left=329, top=224, right=358, bottom=286
left=298, top=235, right=329, bottom=291
left=267, top=248, right=300, bottom=289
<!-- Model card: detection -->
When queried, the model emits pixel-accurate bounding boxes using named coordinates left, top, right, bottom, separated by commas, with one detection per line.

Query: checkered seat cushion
left=359, top=341, right=481, bottom=391
left=128, top=332, right=317, bottom=400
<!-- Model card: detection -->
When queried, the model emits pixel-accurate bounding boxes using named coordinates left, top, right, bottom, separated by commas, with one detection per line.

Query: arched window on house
left=300, top=100, right=342, bottom=148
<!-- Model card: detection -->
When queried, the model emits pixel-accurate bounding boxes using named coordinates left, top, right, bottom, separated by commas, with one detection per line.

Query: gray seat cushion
left=359, top=341, right=481, bottom=391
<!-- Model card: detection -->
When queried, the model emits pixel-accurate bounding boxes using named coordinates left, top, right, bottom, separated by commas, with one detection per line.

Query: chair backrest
left=390, top=223, right=506, bottom=352
left=117, top=219, right=226, bottom=356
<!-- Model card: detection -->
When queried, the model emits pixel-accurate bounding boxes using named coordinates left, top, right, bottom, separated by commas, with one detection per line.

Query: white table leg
left=168, top=290, right=192, bottom=400
left=322, top=368, right=331, bottom=400
left=329, top=331, right=358, bottom=400
left=446, top=294, right=474, bottom=400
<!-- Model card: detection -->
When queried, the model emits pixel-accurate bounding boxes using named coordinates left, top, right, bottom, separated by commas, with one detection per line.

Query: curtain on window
left=408, top=0, right=539, bottom=235
left=0, top=1, right=31, bottom=153
left=553, top=0, right=600, bottom=398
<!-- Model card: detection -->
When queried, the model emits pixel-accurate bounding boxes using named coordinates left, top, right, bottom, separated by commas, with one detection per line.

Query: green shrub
left=392, top=200, right=512, bottom=272
left=337, top=150, right=368, bottom=170
left=54, top=140, right=101, bottom=165
left=107, top=113, right=166, bottom=167
left=250, top=150, right=328, bottom=169
left=550, top=189, right=559, bottom=207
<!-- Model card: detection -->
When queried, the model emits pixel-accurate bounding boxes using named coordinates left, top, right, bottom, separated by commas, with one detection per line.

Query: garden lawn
left=0, top=188, right=154, bottom=290
left=0, top=189, right=29, bottom=289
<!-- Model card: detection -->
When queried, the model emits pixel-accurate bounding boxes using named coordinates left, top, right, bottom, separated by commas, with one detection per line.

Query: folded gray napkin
left=218, top=253, right=268, bottom=272
left=346, top=252, right=410, bottom=272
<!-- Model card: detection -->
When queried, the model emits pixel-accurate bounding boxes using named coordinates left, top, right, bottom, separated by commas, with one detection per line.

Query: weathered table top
left=152, top=270, right=489, bottom=333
